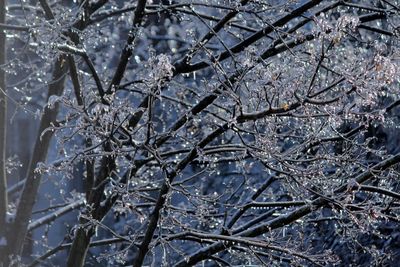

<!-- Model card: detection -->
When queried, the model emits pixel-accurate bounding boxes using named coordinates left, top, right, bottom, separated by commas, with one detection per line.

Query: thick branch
left=108, top=0, right=147, bottom=91
left=28, top=199, right=85, bottom=231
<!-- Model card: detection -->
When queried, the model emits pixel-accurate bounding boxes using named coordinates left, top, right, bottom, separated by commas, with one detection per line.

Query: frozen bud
left=336, top=15, right=360, bottom=32
left=155, top=54, right=174, bottom=79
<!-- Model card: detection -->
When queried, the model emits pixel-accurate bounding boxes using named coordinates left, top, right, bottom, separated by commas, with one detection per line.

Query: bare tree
left=0, top=0, right=400, bottom=266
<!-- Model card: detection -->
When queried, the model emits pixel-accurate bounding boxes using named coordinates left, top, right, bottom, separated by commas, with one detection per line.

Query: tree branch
left=174, top=0, right=324, bottom=73
left=174, top=152, right=400, bottom=266
left=108, top=0, right=147, bottom=92
left=28, top=199, right=85, bottom=231
left=133, top=123, right=229, bottom=266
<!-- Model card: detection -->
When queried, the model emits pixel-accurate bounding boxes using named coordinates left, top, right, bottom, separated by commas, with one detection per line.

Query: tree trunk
left=0, top=0, right=8, bottom=264
left=66, top=226, right=94, bottom=267
left=6, top=57, right=67, bottom=261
